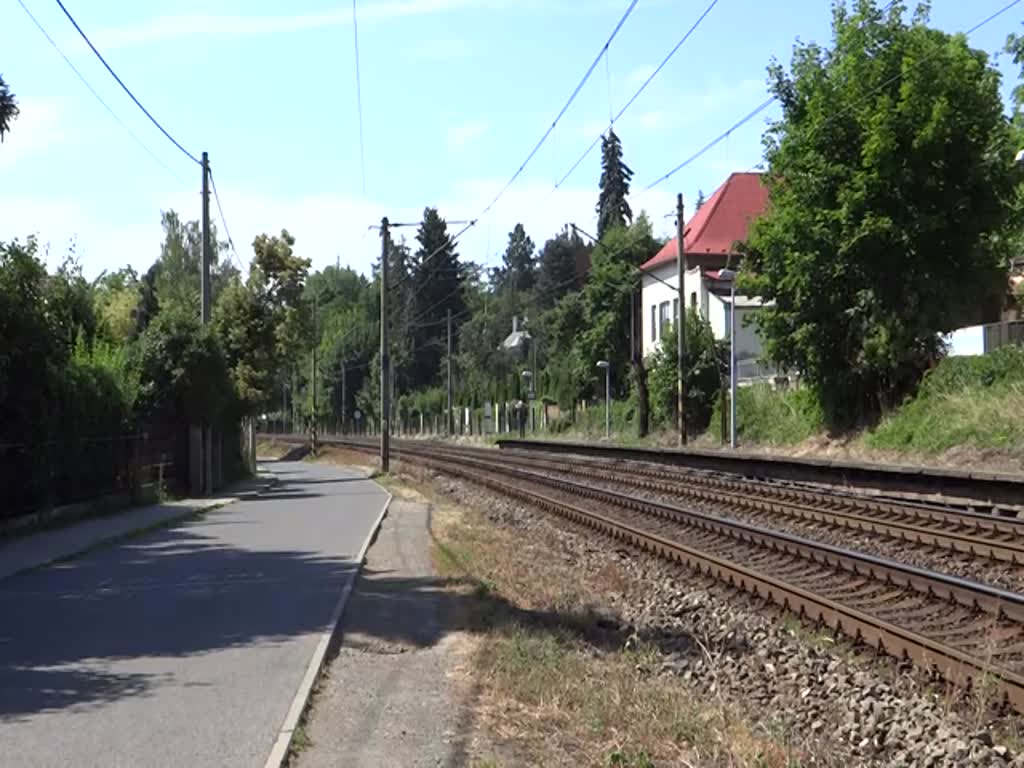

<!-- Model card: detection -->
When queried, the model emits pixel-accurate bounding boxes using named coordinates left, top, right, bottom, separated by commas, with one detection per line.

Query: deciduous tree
left=744, top=0, right=1020, bottom=427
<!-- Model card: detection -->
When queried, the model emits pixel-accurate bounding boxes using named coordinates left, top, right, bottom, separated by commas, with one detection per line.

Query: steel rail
left=289, top=434, right=1024, bottom=709
left=425, top=443, right=1024, bottom=564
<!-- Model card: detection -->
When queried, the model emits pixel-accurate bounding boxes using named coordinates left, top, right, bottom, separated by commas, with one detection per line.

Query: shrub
left=867, top=347, right=1024, bottom=454
left=708, top=384, right=824, bottom=446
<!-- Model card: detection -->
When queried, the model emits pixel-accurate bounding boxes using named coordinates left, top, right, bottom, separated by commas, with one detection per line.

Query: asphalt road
left=0, top=460, right=388, bottom=768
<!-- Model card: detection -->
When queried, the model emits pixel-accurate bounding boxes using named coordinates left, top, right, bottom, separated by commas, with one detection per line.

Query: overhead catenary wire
left=14, top=0, right=186, bottom=184
left=478, top=0, right=640, bottom=218
left=208, top=170, right=247, bottom=276
left=54, top=0, right=201, bottom=165
left=352, top=0, right=367, bottom=195
left=554, top=0, right=721, bottom=192
left=639, top=0, right=1020, bottom=195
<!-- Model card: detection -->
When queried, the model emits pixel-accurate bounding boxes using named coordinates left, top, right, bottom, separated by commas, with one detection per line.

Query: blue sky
left=1, top=0, right=1020, bottom=279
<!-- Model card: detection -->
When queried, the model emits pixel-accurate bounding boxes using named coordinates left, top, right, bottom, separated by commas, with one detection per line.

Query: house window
left=651, top=305, right=657, bottom=341
left=673, top=298, right=679, bottom=326
left=690, top=291, right=698, bottom=309
left=659, top=301, right=670, bottom=337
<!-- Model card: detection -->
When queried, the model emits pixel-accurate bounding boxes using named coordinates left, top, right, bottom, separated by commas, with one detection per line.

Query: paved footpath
left=0, top=460, right=389, bottom=768
left=297, top=497, right=464, bottom=768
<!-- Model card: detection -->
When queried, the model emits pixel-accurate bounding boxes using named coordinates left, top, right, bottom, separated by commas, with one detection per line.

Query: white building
left=640, top=172, right=771, bottom=379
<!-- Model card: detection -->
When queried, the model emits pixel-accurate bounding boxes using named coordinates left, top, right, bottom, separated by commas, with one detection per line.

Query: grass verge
left=866, top=346, right=1024, bottom=457
left=414, top=476, right=821, bottom=768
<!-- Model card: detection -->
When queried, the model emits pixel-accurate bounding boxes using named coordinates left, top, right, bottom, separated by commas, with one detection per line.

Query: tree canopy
left=0, top=74, right=17, bottom=141
left=743, top=0, right=1021, bottom=427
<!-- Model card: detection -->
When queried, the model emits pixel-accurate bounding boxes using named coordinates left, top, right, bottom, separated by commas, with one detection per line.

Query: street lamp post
left=596, top=360, right=610, bottom=440
left=718, top=269, right=738, bottom=449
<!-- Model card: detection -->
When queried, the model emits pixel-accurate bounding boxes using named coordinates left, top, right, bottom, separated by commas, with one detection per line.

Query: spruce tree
left=596, top=128, right=634, bottom=238
left=410, top=208, right=465, bottom=387
left=490, top=223, right=536, bottom=295
left=535, top=226, right=590, bottom=309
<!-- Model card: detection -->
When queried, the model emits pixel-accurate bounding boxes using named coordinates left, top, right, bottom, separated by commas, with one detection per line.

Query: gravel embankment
left=408, top=464, right=1024, bottom=768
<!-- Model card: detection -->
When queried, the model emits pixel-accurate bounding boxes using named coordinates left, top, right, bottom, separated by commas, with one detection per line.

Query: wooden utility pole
left=446, top=308, right=453, bottom=437
left=676, top=192, right=688, bottom=446
left=379, top=218, right=391, bottom=472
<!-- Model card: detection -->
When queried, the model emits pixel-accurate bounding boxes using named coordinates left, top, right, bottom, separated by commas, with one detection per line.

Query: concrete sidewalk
left=297, top=497, right=465, bottom=768
left=0, top=473, right=275, bottom=582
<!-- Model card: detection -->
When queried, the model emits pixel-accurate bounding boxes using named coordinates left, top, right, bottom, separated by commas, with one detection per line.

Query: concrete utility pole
left=201, top=152, right=212, bottom=324
left=379, top=217, right=391, bottom=473
left=311, top=292, right=318, bottom=453
left=676, top=192, right=688, bottom=446
left=200, top=151, right=213, bottom=494
left=446, top=308, right=453, bottom=437
left=340, top=361, right=346, bottom=435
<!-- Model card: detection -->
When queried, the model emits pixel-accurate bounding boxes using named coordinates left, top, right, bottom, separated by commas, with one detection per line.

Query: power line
left=352, top=0, right=367, bottom=195
left=14, top=0, right=186, bottom=183
left=54, top=0, right=201, bottom=165
left=555, top=0, right=720, bottom=192
left=208, top=170, right=247, bottom=276
left=640, top=96, right=775, bottom=193
left=479, top=0, right=640, bottom=217
left=638, top=0, right=1020, bottom=195
left=388, top=218, right=478, bottom=293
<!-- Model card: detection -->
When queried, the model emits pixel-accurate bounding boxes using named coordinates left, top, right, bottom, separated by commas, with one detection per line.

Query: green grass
left=707, top=384, right=823, bottom=447
left=867, top=347, right=1024, bottom=455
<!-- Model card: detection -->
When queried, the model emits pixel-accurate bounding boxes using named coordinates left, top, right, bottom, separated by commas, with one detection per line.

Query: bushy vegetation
left=743, top=2, right=1021, bottom=429
left=867, top=348, right=1024, bottom=455
left=646, top=311, right=723, bottom=435
left=707, top=384, right=824, bottom=447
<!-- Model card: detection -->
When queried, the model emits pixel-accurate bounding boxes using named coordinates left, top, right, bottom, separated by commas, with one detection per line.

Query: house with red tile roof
left=640, top=172, right=770, bottom=377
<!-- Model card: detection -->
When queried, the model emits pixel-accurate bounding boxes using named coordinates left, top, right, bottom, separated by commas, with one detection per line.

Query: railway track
left=496, top=438, right=1024, bottom=511
left=290, top=435, right=1024, bottom=711
left=428, top=443, right=1024, bottom=566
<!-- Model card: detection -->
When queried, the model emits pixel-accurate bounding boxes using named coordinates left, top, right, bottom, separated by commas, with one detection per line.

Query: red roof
left=641, top=172, right=768, bottom=271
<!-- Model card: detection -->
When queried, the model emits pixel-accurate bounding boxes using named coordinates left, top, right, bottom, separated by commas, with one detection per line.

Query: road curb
left=263, top=487, right=394, bottom=768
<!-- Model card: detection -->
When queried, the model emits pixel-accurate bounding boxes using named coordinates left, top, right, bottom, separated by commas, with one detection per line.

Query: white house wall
left=642, top=266, right=768, bottom=378
left=640, top=263, right=707, bottom=358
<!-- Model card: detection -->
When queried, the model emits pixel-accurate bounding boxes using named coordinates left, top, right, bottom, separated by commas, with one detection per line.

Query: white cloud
left=578, top=118, right=609, bottom=140
left=78, top=0, right=508, bottom=51
left=0, top=98, right=67, bottom=170
left=409, top=37, right=476, bottom=61
left=636, top=110, right=668, bottom=131
left=1, top=174, right=677, bottom=285
left=624, top=64, right=657, bottom=90
left=447, top=119, right=489, bottom=151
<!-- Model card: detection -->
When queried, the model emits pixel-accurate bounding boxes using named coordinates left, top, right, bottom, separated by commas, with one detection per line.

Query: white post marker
left=596, top=360, right=611, bottom=439
left=718, top=268, right=739, bottom=449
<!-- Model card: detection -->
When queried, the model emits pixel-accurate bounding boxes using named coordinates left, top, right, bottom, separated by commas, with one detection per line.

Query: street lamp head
left=1016, top=148, right=1024, bottom=167
left=521, top=370, right=533, bottom=378
left=596, top=360, right=610, bottom=370
left=717, top=268, right=738, bottom=281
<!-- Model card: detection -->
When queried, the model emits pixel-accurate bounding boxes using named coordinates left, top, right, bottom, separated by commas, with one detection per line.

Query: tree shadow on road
left=0, top=470, right=384, bottom=722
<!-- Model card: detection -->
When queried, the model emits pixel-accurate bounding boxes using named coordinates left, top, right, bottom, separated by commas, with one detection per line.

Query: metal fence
left=0, top=429, right=181, bottom=522
left=983, top=321, right=1024, bottom=352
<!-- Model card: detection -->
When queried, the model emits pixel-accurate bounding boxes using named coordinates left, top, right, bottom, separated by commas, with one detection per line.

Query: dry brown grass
left=255, top=437, right=293, bottom=459
left=313, top=445, right=378, bottom=477
left=398, top=470, right=822, bottom=768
